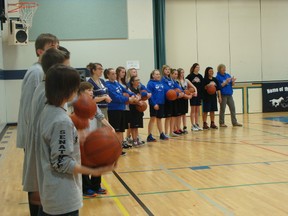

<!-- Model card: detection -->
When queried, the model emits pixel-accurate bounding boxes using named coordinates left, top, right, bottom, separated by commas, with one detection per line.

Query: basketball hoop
left=8, top=2, right=39, bottom=28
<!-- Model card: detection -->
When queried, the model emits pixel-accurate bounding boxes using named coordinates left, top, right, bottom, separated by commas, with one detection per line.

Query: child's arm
left=50, top=121, right=116, bottom=176
left=186, top=79, right=198, bottom=96
left=101, top=119, right=115, bottom=133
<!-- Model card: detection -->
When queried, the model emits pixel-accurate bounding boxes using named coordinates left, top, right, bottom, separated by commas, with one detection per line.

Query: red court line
left=241, top=141, right=288, bottom=157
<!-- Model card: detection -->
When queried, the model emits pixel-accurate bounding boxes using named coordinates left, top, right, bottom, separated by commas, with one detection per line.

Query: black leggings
left=38, top=209, right=79, bottom=216
left=82, top=175, right=101, bottom=192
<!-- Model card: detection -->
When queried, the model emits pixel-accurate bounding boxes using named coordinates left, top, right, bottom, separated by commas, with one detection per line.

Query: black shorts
left=150, top=104, right=165, bottom=119
left=108, top=110, right=126, bottom=132
left=164, top=100, right=173, bottom=118
left=124, top=110, right=130, bottom=129
left=202, top=98, right=218, bottom=112
left=129, top=105, right=144, bottom=128
left=190, top=96, right=202, bottom=106
left=172, top=100, right=181, bottom=117
left=178, top=98, right=188, bottom=115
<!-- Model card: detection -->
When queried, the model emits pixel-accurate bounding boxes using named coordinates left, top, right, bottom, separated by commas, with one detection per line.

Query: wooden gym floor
left=0, top=112, right=288, bottom=216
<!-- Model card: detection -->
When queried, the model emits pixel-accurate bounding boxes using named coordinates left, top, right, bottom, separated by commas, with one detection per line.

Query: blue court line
left=190, top=166, right=211, bottom=170
left=161, top=165, right=235, bottom=216
left=264, top=116, right=288, bottom=123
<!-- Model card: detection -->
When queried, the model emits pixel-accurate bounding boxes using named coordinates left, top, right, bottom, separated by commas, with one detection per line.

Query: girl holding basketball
left=202, top=67, right=222, bottom=129
left=105, top=68, right=137, bottom=152
left=177, top=68, right=197, bottom=134
left=186, top=63, right=204, bottom=131
left=161, top=65, right=184, bottom=137
left=147, top=70, right=168, bottom=141
left=128, top=76, right=146, bottom=147
left=170, top=69, right=184, bottom=135
left=126, top=68, right=151, bottom=144
left=116, top=66, right=133, bottom=149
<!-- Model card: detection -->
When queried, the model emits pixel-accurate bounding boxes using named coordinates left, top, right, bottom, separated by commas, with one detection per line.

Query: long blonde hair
left=126, top=68, right=137, bottom=83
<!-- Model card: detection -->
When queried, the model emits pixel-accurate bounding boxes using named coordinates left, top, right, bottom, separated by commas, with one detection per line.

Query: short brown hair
left=35, top=33, right=59, bottom=57
left=45, top=64, right=80, bottom=106
left=79, top=82, right=93, bottom=94
left=58, top=46, right=70, bottom=60
left=41, top=48, right=66, bottom=74
left=217, top=64, right=226, bottom=72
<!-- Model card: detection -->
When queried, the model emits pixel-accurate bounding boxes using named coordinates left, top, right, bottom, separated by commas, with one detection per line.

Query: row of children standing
left=93, top=63, right=242, bottom=146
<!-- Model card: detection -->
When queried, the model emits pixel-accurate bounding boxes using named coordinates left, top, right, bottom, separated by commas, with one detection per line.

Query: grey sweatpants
left=219, top=95, right=238, bottom=125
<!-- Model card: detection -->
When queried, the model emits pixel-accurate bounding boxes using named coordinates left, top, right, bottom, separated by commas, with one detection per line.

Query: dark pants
left=82, top=175, right=101, bottom=192
left=28, top=192, right=41, bottom=216
left=38, top=210, right=78, bottom=216
left=219, top=95, right=238, bottom=125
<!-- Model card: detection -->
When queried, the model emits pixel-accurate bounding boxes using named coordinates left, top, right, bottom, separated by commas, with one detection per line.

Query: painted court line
left=118, top=159, right=288, bottom=174
left=138, top=189, right=190, bottom=196
left=113, top=171, right=154, bottom=216
left=241, top=140, right=288, bottom=157
left=161, top=165, right=235, bottom=216
left=102, top=178, right=130, bottom=216
left=197, top=181, right=288, bottom=191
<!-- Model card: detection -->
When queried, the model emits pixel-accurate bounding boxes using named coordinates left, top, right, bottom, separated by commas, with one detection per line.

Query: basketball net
left=8, top=2, right=39, bottom=28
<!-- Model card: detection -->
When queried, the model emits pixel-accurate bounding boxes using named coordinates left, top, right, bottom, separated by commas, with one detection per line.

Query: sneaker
left=220, top=124, right=228, bottom=127
left=191, top=125, right=199, bottom=131
left=210, top=122, right=218, bottom=129
left=122, top=141, right=132, bottom=149
left=233, top=123, right=242, bottom=127
left=183, top=127, right=188, bottom=134
left=160, top=133, right=169, bottom=140
left=132, top=140, right=142, bottom=147
left=178, top=129, right=184, bottom=134
left=83, top=189, right=97, bottom=198
left=125, top=136, right=133, bottom=144
left=174, top=130, right=182, bottom=135
left=95, top=187, right=107, bottom=195
left=196, top=124, right=203, bottom=131
left=147, top=134, right=157, bottom=142
left=121, top=151, right=127, bottom=156
left=137, top=136, right=146, bottom=144
left=170, top=132, right=180, bottom=137
left=203, top=122, right=209, bottom=130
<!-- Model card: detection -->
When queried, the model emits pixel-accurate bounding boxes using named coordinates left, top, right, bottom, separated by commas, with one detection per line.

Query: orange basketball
left=83, top=127, right=122, bottom=167
left=73, top=94, right=97, bottom=119
left=140, top=90, right=148, bottom=101
left=207, top=85, right=216, bottom=95
left=70, top=113, right=89, bottom=130
left=188, top=87, right=195, bottom=94
left=80, top=144, right=95, bottom=167
left=166, top=89, right=177, bottom=101
left=136, top=102, right=148, bottom=112
left=174, top=88, right=182, bottom=93
left=184, top=89, right=192, bottom=95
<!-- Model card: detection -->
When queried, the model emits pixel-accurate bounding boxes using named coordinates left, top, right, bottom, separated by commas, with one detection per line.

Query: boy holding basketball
left=35, top=65, right=116, bottom=216
left=78, top=81, right=115, bottom=197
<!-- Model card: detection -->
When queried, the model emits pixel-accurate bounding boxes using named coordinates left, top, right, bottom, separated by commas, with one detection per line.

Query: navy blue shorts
left=202, top=100, right=218, bottom=112
left=150, top=104, right=165, bottom=118
left=190, top=96, right=202, bottom=106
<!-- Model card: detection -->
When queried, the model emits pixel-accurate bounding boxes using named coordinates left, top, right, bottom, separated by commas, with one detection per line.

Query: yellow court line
left=102, top=178, right=130, bottom=216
